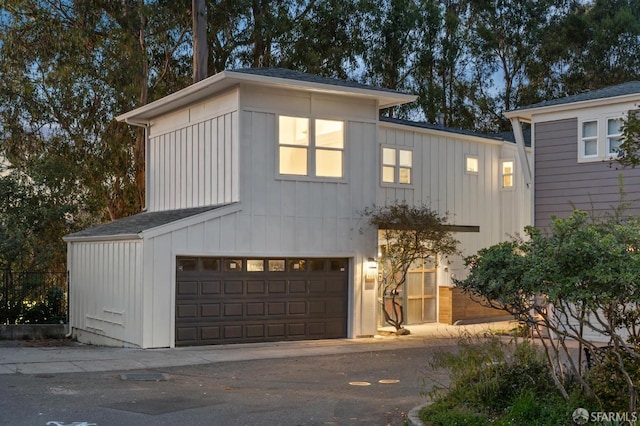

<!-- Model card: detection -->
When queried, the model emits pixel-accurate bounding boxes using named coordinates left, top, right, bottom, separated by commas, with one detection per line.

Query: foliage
left=363, top=203, right=459, bottom=331
left=618, top=112, right=640, bottom=168
left=421, top=335, right=595, bottom=426
left=455, top=207, right=640, bottom=411
left=20, top=287, right=66, bottom=324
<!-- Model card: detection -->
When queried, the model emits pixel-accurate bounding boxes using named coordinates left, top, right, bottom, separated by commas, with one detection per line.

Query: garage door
left=175, top=257, right=349, bottom=346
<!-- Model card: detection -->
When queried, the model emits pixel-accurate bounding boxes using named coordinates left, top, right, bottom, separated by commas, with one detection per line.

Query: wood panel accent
left=438, top=287, right=510, bottom=325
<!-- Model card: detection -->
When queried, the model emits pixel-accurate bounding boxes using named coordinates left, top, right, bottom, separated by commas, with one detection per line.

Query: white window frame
left=381, top=146, right=413, bottom=186
left=578, top=115, right=625, bottom=163
left=606, top=117, right=624, bottom=156
left=465, top=155, right=479, bottom=175
left=278, top=115, right=345, bottom=180
left=500, top=158, right=515, bottom=190
left=579, top=119, right=599, bottom=160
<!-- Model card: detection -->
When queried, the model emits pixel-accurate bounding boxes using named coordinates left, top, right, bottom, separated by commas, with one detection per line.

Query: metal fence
left=1, top=269, right=68, bottom=325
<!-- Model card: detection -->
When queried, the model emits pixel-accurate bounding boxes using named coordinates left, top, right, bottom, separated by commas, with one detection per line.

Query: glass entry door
left=406, top=258, right=437, bottom=324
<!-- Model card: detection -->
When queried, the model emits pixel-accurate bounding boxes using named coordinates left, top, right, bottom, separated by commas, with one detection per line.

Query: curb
left=407, top=403, right=429, bottom=426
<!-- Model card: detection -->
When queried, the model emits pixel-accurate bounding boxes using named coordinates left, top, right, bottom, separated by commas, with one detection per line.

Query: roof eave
left=63, top=233, right=142, bottom=243
left=116, top=70, right=417, bottom=123
left=505, top=92, right=640, bottom=121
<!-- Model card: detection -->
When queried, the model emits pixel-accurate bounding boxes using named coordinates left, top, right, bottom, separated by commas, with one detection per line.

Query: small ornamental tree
left=455, top=207, right=640, bottom=412
left=363, top=203, right=459, bottom=333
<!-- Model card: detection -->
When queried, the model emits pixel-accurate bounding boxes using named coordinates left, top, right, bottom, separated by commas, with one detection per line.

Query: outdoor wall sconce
left=365, top=258, right=378, bottom=282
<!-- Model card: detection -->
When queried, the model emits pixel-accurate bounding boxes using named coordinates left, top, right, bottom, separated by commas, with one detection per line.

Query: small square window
left=466, top=156, right=479, bottom=174
left=581, top=120, right=599, bottom=158
left=177, top=258, right=197, bottom=272
left=288, top=259, right=306, bottom=271
left=247, top=260, right=265, bottom=272
left=268, top=260, right=285, bottom=271
left=225, top=259, right=243, bottom=271
left=201, top=258, right=220, bottom=271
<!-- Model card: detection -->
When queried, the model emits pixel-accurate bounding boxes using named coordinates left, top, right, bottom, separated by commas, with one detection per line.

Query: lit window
left=607, top=118, right=623, bottom=156
left=382, top=147, right=412, bottom=184
left=279, top=116, right=344, bottom=178
left=466, top=155, right=479, bottom=174
left=581, top=120, right=598, bottom=157
left=501, top=160, right=514, bottom=189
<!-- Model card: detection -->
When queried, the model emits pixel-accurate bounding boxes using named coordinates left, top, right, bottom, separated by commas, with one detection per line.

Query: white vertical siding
left=378, top=123, right=532, bottom=281
left=68, top=240, right=143, bottom=347
left=146, top=89, right=240, bottom=211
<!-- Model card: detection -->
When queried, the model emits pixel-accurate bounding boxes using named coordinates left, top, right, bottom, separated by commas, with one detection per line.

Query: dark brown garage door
left=175, top=257, right=349, bottom=346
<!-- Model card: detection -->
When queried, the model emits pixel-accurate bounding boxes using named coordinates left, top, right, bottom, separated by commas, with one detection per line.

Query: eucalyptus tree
left=0, top=0, right=191, bottom=221
left=466, top=0, right=564, bottom=130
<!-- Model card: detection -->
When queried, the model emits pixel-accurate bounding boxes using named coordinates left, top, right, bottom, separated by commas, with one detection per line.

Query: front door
left=406, top=257, right=437, bottom=324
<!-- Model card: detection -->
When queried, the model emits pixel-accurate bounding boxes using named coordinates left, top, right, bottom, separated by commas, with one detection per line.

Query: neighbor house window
left=579, top=116, right=626, bottom=162
left=382, top=147, right=412, bottom=184
left=607, top=117, right=623, bottom=156
left=279, top=116, right=344, bottom=178
left=501, top=159, right=514, bottom=189
left=466, top=155, right=479, bottom=174
left=581, top=120, right=598, bottom=158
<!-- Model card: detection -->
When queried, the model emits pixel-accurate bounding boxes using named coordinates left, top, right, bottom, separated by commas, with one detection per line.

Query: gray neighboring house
left=505, top=81, right=640, bottom=229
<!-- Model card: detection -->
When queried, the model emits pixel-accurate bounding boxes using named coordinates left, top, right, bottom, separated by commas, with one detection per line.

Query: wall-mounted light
left=365, top=257, right=378, bottom=282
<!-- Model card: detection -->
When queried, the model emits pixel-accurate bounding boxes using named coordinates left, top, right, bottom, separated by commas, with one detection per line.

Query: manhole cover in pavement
left=348, top=381, right=371, bottom=386
left=119, top=373, right=169, bottom=381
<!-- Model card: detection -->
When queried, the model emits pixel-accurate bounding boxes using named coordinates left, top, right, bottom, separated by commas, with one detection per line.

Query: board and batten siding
left=139, top=88, right=383, bottom=345
left=147, top=88, right=240, bottom=212
left=534, top=118, right=640, bottom=229
left=378, top=123, right=531, bottom=271
left=67, top=240, right=144, bottom=347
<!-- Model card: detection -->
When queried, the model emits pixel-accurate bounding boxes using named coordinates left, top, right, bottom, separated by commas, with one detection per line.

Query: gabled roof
left=117, top=68, right=417, bottom=124
left=505, top=81, right=640, bottom=120
left=64, top=204, right=232, bottom=241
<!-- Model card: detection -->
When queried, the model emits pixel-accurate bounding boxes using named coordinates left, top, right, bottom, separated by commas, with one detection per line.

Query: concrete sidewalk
left=0, top=321, right=518, bottom=375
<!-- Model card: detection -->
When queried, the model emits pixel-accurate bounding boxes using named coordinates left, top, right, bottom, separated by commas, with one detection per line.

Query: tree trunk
left=192, top=0, right=208, bottom=82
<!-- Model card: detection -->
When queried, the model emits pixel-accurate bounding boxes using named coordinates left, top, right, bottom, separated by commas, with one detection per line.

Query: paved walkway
left=0, top=321, right=519, bottom=375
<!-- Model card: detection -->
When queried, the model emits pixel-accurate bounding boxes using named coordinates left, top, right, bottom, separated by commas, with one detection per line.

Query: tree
left=617, top=111, right=640, bottom=168
left=363, top=203, right=459, bottom=333
left=455, top=207, right=640, bottom=411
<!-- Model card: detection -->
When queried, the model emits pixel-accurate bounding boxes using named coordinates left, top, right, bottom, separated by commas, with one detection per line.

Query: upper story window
left=278, top=116, right=344, bottom=178
left=501, top=159, right=515, bottom=189
left=579, top=116, right=623, bottom=162
left=607, top=117, right=623, bottom=156
left=465, top=155, right=479, bottom=174
left=382, top=147, right=412, bottom=184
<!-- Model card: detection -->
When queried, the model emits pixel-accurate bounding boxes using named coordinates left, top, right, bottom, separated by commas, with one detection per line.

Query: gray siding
left=535, top=118, right=640, bottom=228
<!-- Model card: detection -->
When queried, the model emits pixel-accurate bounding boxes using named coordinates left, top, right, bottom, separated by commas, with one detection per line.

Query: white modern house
left=64, top=68, right=531, bottom=348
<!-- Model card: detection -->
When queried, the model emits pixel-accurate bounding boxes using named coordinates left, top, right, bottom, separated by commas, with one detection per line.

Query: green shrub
left=421, top=335, right=592, bottom=425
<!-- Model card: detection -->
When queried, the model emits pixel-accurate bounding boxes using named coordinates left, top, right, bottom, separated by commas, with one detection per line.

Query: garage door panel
left=176, top=257, right=348, bottom=346
left=288, top=301, right=307, bottom=315
left=247, top=302, right=265, bottom=316
left=201, top=304, right=220, bottom=317
left=268, top=281, right=286, bottom=293
left=289, top=281, right=306, bottom=293
left=309, top=281, right=326, bottom=293
left=224, top=281, right=243, bottom=294
left=247, top=281, right=266, bottom=294
left=201, top=326, right=220, bottom=340
left=288, top=323, right=306, bottom=336
left=176, top=304, right=197, bottom=319
left=202, top=281, right=221, bottom=294
left=177, top=281, right=198, bottom=295
left=246, top=324, right=265, bottom=338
